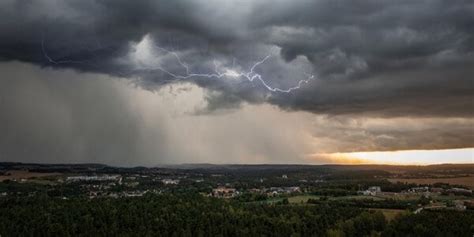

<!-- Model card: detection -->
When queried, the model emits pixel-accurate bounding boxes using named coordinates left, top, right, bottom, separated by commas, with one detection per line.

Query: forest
left=1, top=193, right=473, bottom=237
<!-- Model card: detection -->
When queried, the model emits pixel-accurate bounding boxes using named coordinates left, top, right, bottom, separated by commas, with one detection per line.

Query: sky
left=0, top=0, right=473, bottom=166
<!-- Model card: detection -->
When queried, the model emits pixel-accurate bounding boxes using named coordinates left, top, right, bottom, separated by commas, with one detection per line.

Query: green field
left=331, top=195, right=385, bottom=201
left=288, top=195, right=319, bottom=203
left=255, top=193, right=469, bottom=205
left=368, top=208, right=407, bottom=222
left=284, top=194, right=385, bottom=204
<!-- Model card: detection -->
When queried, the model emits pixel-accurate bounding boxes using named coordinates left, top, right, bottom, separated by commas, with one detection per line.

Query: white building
left=359, top=186, right=381, bottom=196
left=368, top=186, right=381, bottom=193
left=66, top=175, right=120, bottom=182
left=409, top=187, right=429, bottom=193
left=161, top=179, right=179, bottom=185
left=212, top=187, right=238, bottom=198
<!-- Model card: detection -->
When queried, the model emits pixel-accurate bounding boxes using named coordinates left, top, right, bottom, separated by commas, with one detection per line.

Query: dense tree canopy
left=0, top=194, right=473, bottom=237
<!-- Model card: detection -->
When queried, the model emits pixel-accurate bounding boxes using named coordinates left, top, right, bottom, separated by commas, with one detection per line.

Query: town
left=1, top=163, right=473, bottom=212
left=1, top=162, right=474, bottom=236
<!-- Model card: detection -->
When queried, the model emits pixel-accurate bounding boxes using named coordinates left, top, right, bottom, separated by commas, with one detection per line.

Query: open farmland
left=368, top=208, right=407, bottom=222
left=287, top=195, right=384, bottom=204
left=388, top=176, right=474, bottom=189
left=0, top=170, right=60, bottom=181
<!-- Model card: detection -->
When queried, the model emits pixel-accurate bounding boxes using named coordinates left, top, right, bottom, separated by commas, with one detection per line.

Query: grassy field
left=287, top=194, right=385, bottom=204
left=368, top=208, right=406, bottom=222
left=388, top=176, right=474, bottom=189
left=285, top=193, right=470, bottom=204
left=377, top=193, right=421, bottom=201
left=288, top=195, right=319, bottom=204
left=0, top=170, right=60, bottom=181
left=331, top=195, right=384, bottom=201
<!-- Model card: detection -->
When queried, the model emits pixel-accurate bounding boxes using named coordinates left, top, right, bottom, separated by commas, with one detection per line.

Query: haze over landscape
left=0, top=0, right=473, bottom=166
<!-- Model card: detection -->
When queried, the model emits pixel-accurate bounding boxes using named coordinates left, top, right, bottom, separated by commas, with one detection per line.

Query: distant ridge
left=1, top=162, right=473, bottom=173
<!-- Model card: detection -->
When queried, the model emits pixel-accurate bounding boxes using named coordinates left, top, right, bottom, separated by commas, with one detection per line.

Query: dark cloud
left=1, top=62, right=472, bottom=165
left=0, top=62, right=324, bottom=165
left=0, top=62, right=153, bottom=166
left=0, top=0, right=473, bottom=118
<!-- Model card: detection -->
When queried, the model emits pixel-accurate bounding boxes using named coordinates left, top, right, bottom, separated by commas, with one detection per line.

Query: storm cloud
left=1, top=62, right=472, bottom=165
left=0, top=62, right=316, bottom=165
left=0, top=1, right=473, bottom=164
left=0, top=0, right=472, bottom=117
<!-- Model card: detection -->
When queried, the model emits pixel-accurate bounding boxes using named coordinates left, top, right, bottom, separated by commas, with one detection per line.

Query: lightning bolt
left=42, top=35, right=315, bottom=93
left=137, top=44, right=315, bottom=93
left=41, top=34, right=92, bottom=65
